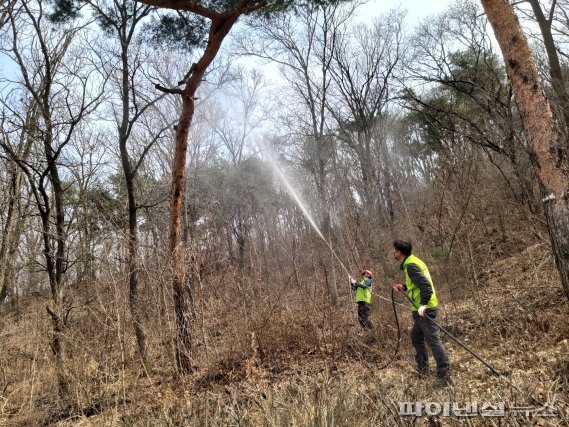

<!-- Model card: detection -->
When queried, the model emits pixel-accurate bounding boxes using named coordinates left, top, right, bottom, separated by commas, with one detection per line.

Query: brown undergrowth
left=0, top=243, right=568, bottom=426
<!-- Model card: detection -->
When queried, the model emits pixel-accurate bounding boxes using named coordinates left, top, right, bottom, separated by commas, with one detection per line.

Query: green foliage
left=403, top=90, right=448, bottom=155
left=223, top=156, right=274, bottom=218
left=48, top=0, right=352, bottom=51
left=47, top=0, right=207, bottom=54
left=47, top=0, right=81, bottom=22
left=178, top=0, right=351, bottom=14
left=443, top=49, right=507, bottom=123
left=404, top=47, right=509, bottom=157
left=141, top=12, right=208, bottom=53
left=61, top=179, right=124, bottom=233
left=92, top=0, right=140, bottom=36
left=136, top=0, right=353, bottom=49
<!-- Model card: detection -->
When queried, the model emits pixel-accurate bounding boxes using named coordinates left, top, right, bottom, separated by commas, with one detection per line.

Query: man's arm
left=406, top=264, right=432, bottom=305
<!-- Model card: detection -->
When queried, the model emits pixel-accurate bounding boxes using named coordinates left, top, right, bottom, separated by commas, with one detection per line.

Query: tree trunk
left=168, top=13, right=241, bottom=373
left=170, top=93, right=196, bottom=373
left=0, top=153, right=28, bottom=303
left=118, top=43, right=149, bottom=370
left=481, top=0, right=569, bottom=299
left=123, top=164, right=148, bottom=370
left=527, top=0, right=569, bottom=151
left=45, top=124, right=71, bottom=395
left=37, top=159, right=69, bottom=395
left=237, top=229, right=246, bottom=270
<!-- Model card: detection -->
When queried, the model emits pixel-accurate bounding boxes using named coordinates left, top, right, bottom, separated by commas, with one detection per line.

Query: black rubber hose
left=376, top=287, right=401, bottom=370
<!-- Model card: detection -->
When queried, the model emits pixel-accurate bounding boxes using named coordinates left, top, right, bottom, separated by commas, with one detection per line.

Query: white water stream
left=265, top=155, right=351, bottom=278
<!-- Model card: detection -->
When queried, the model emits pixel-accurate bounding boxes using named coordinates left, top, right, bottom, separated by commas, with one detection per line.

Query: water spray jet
left=265, top=155, right=351, bottom=278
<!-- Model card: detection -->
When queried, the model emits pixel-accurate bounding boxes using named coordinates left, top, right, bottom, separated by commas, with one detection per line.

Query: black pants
left=357, top=302, right=373, bottom=330
left=411, top=312, right=450, bottom=378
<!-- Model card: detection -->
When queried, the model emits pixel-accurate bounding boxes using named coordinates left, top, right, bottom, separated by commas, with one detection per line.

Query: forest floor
left=1, top=243, right=568, bottom=426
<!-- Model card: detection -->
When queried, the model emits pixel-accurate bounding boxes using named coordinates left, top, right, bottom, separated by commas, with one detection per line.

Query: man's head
left=361, top=269, right=373, bottom=279
left=393, top=239, right=412, bottom=261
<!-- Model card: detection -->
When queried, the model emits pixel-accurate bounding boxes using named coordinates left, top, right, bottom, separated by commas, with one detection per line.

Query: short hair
left=393, top=239, right=412, bottom=256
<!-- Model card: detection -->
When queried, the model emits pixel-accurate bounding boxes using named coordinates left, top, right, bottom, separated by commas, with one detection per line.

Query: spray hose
left=375, top=287, right=402, bottom=371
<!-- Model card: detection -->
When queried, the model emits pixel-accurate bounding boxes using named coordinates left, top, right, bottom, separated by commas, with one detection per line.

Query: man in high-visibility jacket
left=350, top=269, right=374, bottom=330
left=392, top=239, right=451, bottom=387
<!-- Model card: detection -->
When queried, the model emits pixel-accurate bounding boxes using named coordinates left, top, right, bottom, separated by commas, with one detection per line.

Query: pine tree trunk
left=527, top=0, right=569, bottom=148
left=482, top=0, right=569, bottom=299
left=168, top=13, right=241, bottom=373
left=170, top=93, right=195, bottom=373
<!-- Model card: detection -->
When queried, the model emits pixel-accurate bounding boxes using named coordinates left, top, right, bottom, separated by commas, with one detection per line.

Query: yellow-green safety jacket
left=355, top=277, right=372, bottom=303
left=403, top=254, right=438, bottom=311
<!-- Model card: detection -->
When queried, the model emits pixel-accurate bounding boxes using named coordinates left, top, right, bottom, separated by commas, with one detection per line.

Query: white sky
left=356, top=0, right=453, bottom=24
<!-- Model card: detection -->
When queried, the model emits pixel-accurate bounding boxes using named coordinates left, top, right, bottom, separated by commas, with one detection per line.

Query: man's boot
left=432, top=375, right=453, bottom=388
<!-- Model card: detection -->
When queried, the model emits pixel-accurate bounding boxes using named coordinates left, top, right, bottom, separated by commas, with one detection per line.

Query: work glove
left=351, top=283, right=358, bottom=291
left=417, top=305, right=428, bottom=317
left=392, top=283, right=405, bottom=292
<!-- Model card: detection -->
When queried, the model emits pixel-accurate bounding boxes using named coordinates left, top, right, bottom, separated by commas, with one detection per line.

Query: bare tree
left=210, top=67, right=273, bottom=269
left=82, top=0, right=174, bottom=371
left=0, top=0, right=105, bottom=393
left=404, top=0, right=538, bottom=213
left=326, top=9, right=405, bottom=228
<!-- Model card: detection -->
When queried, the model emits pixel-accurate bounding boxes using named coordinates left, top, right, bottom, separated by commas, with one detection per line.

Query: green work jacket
left=355, top=277, right=372, bottom=303
left=403, top=254, right=438, bottom=311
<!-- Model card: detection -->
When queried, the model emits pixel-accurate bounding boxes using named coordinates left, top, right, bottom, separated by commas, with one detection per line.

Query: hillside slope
left=1, top=243, right=568, bottom=426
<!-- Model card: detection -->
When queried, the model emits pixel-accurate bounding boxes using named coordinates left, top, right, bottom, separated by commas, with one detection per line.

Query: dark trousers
left=357, top=302, right=373, bottom=330
left=411, top=312, right=450, bottom=378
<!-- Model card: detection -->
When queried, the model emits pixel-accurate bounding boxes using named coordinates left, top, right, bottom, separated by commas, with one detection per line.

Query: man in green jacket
left=392, top=239, right=451, bottom=387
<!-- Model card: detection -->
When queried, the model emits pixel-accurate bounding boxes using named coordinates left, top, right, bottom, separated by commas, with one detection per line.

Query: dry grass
left=0, top=243, right=568, bottom=426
